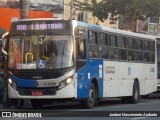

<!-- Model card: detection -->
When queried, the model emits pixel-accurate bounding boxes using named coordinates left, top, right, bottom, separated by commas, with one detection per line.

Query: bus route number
left=150, top=68, right=154, bottom=72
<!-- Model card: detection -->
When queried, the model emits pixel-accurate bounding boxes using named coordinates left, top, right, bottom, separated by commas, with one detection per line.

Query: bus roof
left=17, top=18, right=65, bottom=21
left=73, top=20, right=156, bottom=40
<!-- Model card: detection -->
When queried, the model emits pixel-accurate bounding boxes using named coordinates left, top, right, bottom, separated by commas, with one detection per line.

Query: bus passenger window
left=144, top=52, right=150, bottom=62
left=99, top=46, right=109, bottom=59
left=136, top=39, right=143, bottom=50
left=118, top=36, right=127, bottom=48
left=143, top=41, right=150, bottom=51
left=151, top=53, right=155, bottom=63
left=109, top=48, right=118, bottom=60
left=109, top=34, right=118, bottom=47
left=88, top=31, right=98, bottom=44
left=76, top=38, right=86, bottom=59
left=89, top=45, right=98, bottom=58
left=128, top=50, right=135, bottom=61
left=150, top=41, right=155, bottom=52
left=127, top=38, right=135, bottom=49
left=136, top=51, right=143, bottom=62
left=119, top=49, right=127, bottom=61
left=99, top=33, right=108, bottom=46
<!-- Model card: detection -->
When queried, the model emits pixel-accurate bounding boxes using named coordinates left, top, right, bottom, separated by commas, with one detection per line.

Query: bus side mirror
left=2, top=32, right=9, bottom=55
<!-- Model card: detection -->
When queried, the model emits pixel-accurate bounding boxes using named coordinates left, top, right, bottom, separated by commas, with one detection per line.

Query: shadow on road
left=6, top=92, right=160, bottom=111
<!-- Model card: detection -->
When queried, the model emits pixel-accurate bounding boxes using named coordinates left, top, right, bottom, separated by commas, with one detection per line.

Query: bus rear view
left=2, top=19, right=75, bottom=108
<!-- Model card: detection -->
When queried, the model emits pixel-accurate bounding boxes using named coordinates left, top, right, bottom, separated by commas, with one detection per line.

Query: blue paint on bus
left=77, top=59, right=103, bottom=98
left=10, top=76, right=37, bottom=88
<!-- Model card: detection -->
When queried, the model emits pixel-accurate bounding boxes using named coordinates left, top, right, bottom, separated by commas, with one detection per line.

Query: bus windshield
left=8, top=34, right=73, bottom=69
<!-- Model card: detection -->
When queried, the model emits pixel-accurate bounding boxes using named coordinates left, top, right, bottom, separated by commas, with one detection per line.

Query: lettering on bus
left=150, top=68, right=154, bottom=72
left=16, top=23, right=65, bottom=31
left=105, top=65, right=115, bottom=74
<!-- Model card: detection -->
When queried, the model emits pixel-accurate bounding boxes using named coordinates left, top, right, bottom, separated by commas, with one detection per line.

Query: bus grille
left=18, top=87, right=58, bottom=96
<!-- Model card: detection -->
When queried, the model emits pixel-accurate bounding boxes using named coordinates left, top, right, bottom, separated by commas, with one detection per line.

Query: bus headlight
left=66, top=78, right=72, bottom=84
left=8, top=78, right=17, bottom=90
left=59, top=77, right=73, bottom=89
left=8, top=78, right=12, bottom=84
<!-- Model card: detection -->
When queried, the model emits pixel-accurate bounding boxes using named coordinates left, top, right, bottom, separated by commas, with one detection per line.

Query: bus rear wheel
left=129, top=81, right=139, bottom=104
left=31, top=99, right=43, bottom=109
left=82, top=83, right=96, bottom=109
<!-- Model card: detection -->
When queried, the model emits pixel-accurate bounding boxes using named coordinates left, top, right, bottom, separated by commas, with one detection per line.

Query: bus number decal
left=150, top=68, right=154, bottom=72
left=105, top=66, right=115, bottom=74
left=44, top=82, right=56, bottom=87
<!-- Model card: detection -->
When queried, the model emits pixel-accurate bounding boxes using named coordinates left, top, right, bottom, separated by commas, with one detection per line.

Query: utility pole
left=70, top=0, right=73, bottom=20
left=70, top=0, right=79, bottom=20
left=20, top=0, right=30, bottom=19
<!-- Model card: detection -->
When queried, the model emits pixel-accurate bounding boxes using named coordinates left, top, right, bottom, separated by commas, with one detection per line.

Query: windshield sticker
left=19, top=63, right=36, bottom=69
left=38, top=60, right=46, bottom=69
left=16, top=64, right=22, bottom=69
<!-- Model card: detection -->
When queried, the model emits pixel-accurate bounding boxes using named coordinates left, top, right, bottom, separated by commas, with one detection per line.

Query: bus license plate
left=36, top=81, right=57, bottom=87
left=32, top=91, right=43, bottom=96
left=44, top=81, right=56, bottom=87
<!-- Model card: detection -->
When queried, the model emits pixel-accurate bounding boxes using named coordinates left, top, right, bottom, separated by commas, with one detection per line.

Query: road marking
left=132, top=117, right=146, bottom=120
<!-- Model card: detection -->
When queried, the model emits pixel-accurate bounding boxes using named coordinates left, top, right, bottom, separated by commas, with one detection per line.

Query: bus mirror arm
left=2, top=32, right=9, bottom=55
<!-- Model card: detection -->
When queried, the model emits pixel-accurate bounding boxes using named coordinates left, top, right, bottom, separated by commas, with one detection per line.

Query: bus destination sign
left=10, top=20, right=72, bottom=35
left=16, top=23, right=65, bottom=31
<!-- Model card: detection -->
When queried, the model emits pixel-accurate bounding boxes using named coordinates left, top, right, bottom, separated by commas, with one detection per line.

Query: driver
left=41, top=41, right=58, bottom=63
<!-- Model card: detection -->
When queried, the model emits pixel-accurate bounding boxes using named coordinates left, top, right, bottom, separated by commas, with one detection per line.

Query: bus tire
left=129, top=81, right=139, bottom=104
left=31, top=99, right=43, bottom=109
left=82, top=83, right=96, bottom=109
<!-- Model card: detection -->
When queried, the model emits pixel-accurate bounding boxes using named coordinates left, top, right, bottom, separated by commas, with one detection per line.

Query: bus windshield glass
left=8, top=34, right=73, bottom=69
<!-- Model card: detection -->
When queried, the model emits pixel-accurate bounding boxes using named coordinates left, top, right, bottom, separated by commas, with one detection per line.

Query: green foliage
left=77, top=0, right=160, bottom=31
left=78, top=0, right=109, bottom=22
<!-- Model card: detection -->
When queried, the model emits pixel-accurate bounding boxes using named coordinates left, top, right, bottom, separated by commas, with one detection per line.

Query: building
left=63, top=0, right=117, bottom=28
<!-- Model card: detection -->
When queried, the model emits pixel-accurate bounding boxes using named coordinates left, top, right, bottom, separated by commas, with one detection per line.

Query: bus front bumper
left=8, top=82, right=76, bottom=99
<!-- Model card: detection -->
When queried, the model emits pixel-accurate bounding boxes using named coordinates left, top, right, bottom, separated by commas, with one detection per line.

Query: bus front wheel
left=82, top=83, right=96, bottom=109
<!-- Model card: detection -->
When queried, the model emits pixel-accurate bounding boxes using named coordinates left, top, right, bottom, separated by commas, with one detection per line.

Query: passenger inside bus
left=76, top=38, right=86, bottom=59
left=9, top=37, right=22, bottom=68
left=40, top=40, right=58, bottom=64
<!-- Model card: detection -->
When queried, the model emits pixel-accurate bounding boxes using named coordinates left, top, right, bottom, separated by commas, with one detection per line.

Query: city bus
left=2, top=18, right=157, bottom=108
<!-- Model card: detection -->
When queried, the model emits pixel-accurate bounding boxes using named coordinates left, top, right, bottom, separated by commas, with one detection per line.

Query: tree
left=107, top=0, right=160, bottom=31
left=79, top=0, right=109, bottom=24
left=78, top=0, right=160, bottom=32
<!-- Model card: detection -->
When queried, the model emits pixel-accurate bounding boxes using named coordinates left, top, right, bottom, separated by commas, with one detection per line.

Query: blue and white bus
left=2, top=19, right=157, bottom=108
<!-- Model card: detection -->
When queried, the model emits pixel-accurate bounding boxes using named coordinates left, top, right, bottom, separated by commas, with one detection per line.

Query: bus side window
left=88, top=30, right=98, bottom=58
left=109, top=48, right=118, bottom=60
left=150, top=41, right=155, bottom=63
left=99, top=33, right=109, bottom=59
left=76, top=38, right=86, bottom=60
left=88, top=31, right=98, bottom=44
